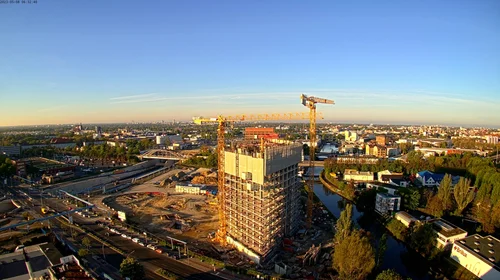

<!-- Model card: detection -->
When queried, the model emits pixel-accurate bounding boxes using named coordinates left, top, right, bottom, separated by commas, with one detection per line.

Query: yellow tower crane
left=193, top=112, right=317, bottom=245
left=300, top=94, right=334, bottom=229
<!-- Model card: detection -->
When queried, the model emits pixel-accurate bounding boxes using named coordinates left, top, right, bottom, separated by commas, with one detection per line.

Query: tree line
left=325, top=151, right=500, bottom=233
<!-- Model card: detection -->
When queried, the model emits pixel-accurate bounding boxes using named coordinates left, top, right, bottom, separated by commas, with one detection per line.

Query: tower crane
left=300, top=94, right=334, bottom=229
left=193, top=112, right=317, bottom=245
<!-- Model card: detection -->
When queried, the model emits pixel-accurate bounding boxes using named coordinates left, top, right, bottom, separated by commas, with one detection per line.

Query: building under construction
left=223, top=140, right=302, bottom=264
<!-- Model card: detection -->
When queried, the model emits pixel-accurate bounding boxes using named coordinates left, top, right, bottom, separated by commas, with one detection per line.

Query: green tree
left=334, top=204, right=353, bottom=245
left=454, top=178, right=475, bottom=215
left=376, top=269, right=406, bottom=280
left=437, top=174, right=453, bottom=211
left=120, top=257, right=145, bottom=280
left=375, top=233, right=388, bottom=269
left=410, top=224, right=437, bottom=257
left=344, top=180, right=356, bottom=200
left=426, top=194, right=444, bottom=218
left=78, top=248, right=89, bottom=258
left=399, top=188, right=420, bottom=210
left=82, top=237, right=91, bottom=249
left=333, top=230, right=375, bottom=280
left=475, top=199, right=495, bottom=233
left=386, top=219, right=408, bottom=241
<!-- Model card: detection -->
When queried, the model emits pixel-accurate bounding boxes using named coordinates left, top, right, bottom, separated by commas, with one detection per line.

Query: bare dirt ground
left=104, top=188, right=219, bottom=248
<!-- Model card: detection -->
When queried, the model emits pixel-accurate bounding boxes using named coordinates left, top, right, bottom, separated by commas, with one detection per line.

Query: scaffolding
left=224, top=142, right=302, bottom=263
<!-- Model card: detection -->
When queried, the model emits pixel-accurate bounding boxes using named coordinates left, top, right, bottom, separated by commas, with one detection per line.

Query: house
left=450, top=234, right=500, bottom=280
left=343, top=169, right=374, bottom=182
left=375, top=193, right=401, bottom=215
left=430, top=219, right=468, bottom=250
left=377, top=170, right=404, bottom=184
left=416, top=170, right=445, bottom=187
left=395, top=211, right=417, bottom=227
left=416, top=170, right=460, bottom=187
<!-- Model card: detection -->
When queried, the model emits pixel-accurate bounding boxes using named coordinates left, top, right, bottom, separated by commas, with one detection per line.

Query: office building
left=375, top=193, right=401, bottom=215
left=451, top=234, right=500, bottom=280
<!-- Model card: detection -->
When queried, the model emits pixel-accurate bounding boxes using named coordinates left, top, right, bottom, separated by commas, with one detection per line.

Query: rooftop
left=395, top=211, right=417, bottom=221
left=458, top=234, right=500, bottom=270
left=376, top=192, right=401, bottom=199
left=51, top=261, right=93, bottom=280
left=431, top=219, right=467, bottom=238
left=345, top=169, right=373, bottom=175
left=0, top=243, right=62, bottom=280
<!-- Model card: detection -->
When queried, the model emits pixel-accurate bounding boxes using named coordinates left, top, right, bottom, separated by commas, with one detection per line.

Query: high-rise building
left=223, top=140, right=302, bottom=264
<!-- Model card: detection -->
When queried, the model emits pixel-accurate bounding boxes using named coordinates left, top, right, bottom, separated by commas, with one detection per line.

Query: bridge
left=139, top=149, right=184, bottom=160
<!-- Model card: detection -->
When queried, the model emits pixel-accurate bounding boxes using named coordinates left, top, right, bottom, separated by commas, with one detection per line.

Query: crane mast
left=301, top=94, right=334, bottom=229
left=193, top=112, right=310, bottom=245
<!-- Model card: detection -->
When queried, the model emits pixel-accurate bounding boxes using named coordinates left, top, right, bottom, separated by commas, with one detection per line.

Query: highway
left=44, top=197, right=224, bottom=280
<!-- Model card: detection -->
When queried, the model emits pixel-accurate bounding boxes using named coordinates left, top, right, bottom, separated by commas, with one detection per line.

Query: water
left=314, top=181, right=431, bottom=279
left=319, top=143, right=339, bottom=154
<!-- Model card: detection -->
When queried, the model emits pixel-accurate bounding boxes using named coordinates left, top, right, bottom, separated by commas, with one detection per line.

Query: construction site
left=98, top=94, right=339, bottom=278
left=223, top=140, right=303, bottom=264
left=101, top=168, right=220, bottom=246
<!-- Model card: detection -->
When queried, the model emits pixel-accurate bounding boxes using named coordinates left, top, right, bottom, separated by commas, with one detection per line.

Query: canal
left=312, top=167, right=431, bottom=279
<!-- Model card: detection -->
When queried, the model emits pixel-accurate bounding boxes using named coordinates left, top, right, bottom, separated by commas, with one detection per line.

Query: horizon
left=1, top=119, right=498, bottom=130
left=1, top=0, right=499, bottom=127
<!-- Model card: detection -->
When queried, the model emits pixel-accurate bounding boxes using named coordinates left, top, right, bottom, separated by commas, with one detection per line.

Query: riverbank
left=319, top=171, right=477, bottom=280
left=319, top=170, right=355, bottom=203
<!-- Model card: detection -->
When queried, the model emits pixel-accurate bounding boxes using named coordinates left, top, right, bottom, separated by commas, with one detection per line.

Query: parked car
left=132, top=238, right=139, bottom=243
left=121, top=233, right=128, bottom=239
left=155, top=248, right=163, bottom=254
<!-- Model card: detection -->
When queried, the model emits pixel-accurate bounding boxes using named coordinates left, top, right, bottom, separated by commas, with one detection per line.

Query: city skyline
left=1, top=0, right=499, bottom=127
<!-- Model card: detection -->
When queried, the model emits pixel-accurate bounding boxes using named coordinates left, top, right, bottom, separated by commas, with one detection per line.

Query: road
left=44, top=197, right=224, bottom=280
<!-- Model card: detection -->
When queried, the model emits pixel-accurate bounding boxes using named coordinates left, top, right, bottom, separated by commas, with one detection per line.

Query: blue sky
left=1, top=0, right=499, bottom=127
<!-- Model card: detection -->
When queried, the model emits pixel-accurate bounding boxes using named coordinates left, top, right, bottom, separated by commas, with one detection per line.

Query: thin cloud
left=109, top=93, right=157, bottom=100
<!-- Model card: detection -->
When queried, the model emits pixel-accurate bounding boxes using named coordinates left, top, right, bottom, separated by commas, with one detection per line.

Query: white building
left=485, top=135, right=499, bottom=145
left=375, top=193, right=401, bottom=215
left=344, top=131, right=359, bottom=142
left=344, top=169, right=374, bottom=182
left=431, top=219, right=468, bottom=250
left=156, top=135, right=167, bottom=145
left=395, top=211, right=417, bottom=227
left=451, top=234, right=500, bottom=280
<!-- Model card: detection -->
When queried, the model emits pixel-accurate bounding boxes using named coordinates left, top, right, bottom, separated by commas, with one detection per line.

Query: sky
left=1, top=0, right=499, bottom=127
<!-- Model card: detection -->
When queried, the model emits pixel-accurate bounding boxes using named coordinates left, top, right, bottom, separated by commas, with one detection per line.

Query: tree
left=78, top=248, right=89, bottom=257
left=82, top=237, right=91, bottom=249
left=454, top=178, right=475, bottom=215
left=399, top=187, right=420, bottom=210
left=386, top=219, right=408, bottom=241
left=333, top=230, right=375, bottom=280
left=375, top=233, right=388, bottom=269
left=410, top=224, right=437, bottom=257
left=475, top=199, right=495, bottom=233
left=344, top=180, right=356, bottom=200
left=334, top=204, right=353, bottom=245
left=376, top=269, right=405, bottom=280
left=426, top=194, right=444, bottom=218
left=120, top=257, right=145, bottom=280
left=437, top=174, right=453, bottom=211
